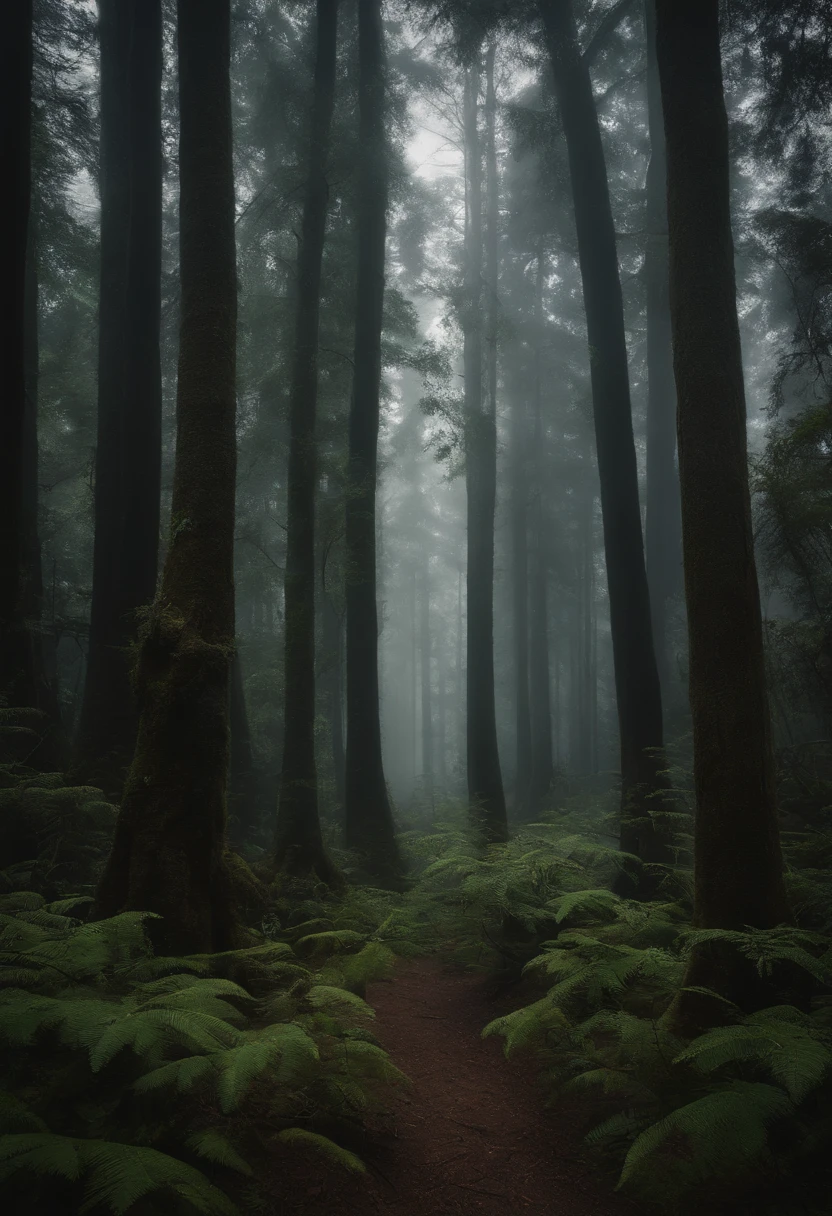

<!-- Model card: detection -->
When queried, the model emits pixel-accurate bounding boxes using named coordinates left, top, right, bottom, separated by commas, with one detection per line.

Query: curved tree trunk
left=464, top=49, right=508, bottom=843
left=95, top=0, right=238, bottom=956
left=539, top=0, right=670, bottom=866
left=343, top=0, right=402, bottom=884
left=274, top=0, right=340, bottom=885
left=75, top=0, right=162, bottom=794
left=0, top=0, right=36, bottom=714
left=644, top=0, right=681, bottom=701
left=656, top=0, right=791, bottom=1021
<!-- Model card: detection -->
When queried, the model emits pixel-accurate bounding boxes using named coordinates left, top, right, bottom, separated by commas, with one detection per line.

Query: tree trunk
left=95, top=0, right=239, bottom=955
left=0, top=0, right=36, bottom=713
left=75, top=0, right=162, bottom=794
left=275, top=0, right=340, bottom=885
left=644, top=0, right=681, bottom=701
left=229, top=649, right=259, bottom=845
left=540, top=0, right=670, bottom=865
left=510, top=369, right=532, bottom=813
left=528, top=252, right=554, bottom=816
left=420, top=553, right=433, bottom=802
left=656, top=0, right=791, bottom=1020
left=464, top=50, right=508, bottom=843
left=321, top=553, right=346, bottom=814
left=343, top=0, right=402, bottom=884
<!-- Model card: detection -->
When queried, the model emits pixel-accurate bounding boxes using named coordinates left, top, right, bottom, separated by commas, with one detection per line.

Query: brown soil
left=269, top=957, right=641, bottom=1215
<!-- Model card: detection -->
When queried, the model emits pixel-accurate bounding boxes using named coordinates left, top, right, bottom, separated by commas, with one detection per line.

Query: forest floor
left=269, top=957, right=642, bottom=1215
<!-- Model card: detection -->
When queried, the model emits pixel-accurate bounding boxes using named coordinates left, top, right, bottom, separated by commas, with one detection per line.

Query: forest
left=2, top=0, right=832, bottom=1212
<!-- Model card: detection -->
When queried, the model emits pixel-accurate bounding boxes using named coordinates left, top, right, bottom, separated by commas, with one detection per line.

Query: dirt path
left=272, top=958, right=639, bottom=1215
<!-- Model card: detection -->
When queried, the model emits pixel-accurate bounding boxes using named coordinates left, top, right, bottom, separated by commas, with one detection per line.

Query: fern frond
left=276, top=1128, right=365, bottom=1173
left=185, top=1129, right=251, bottom=1176
left=618, top=1082, right=794, bottom=1190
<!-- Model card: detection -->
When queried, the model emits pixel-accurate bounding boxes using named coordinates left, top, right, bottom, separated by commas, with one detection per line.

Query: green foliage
left=0, top=899, right=406, bottom=1214
left=275, top=1128, right=365, bottom=1174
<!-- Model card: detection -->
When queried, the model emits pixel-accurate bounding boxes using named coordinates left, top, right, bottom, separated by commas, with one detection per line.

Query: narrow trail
left=273, top=958, right=640, bottom=1215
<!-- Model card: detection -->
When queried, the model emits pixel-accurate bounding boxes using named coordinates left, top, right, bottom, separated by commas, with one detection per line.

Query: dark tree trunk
left=321, top=554, right=346, bottom=814
left=95, top=0, right=239, bottom=955
left=509, top=371, right=532, bottom=814
left=343, top=0, right=402, bottom=884
left=464, top=52, right=508, bottom=843
left=528, top=252, right=553, bottom=816
left=275, top=0, right=340, bottom=885
left=0, top=0, right=36, bottom=713
left=75, top=0, right=162, bottom=793
left=656, top=0, right=791, bottom=1021
left=229, top=649, right=259, bottom=845
left=540, top=0, right=670, bottom=864
left=644, top=0, right=681, bottom=700
left=420, top=554, right=433, bottom=801
left=21, top=222, right=68, bottom=769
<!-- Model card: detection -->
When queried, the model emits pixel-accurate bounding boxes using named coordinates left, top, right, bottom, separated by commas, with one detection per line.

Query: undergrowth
left=0, top=890, right=407, bottom=1214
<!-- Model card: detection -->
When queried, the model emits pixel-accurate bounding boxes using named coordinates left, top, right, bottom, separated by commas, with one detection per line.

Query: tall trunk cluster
left=75, top=0, right=162, bottom=792
left=463, top=51, right=508, bottom=843
left=275, top=0, right=340, bottom=884
left=343, top=0, right=402, bottom=884
left=540, top=0, right=669, bottom=865
left=655, top=0, right=790, bottom=1018
left=96, top=0, right=238, bottom=955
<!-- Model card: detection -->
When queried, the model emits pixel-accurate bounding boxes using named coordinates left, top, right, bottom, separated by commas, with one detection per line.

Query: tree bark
left=343, top=0, right=402, bottom=884
left=0, top=0, right=36, bottom=713
left=528, top=251, right=554, bottom=816
left=229, top=648, right=259, bottom=845
left=95, top=0, right=239, bottom=955
left=540, top=0, right=670, bottom=865
left=464, top=50, right=508, bottom=843
left=274, top=0, right=340, bottom=884
left=643, top=0, right=681, bottom=700
left=509, top=363, right=532, bottom=814
left=420, top=552, right=433, bottom=801
left=75, top=0, right=162, bottom=793
left=656, top=0, right=791, bottom=1019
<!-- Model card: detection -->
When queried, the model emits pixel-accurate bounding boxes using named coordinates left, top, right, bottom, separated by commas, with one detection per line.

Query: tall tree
left=656, top=0, right=791, bottom=1017
left=75, top=0, right=162, bottom=791
left=463, top=49, right=508, bottom=842
left=343, top=0, right=402, bottom=883
left=509, top=373, right=532, bottom=813
left=643, top=0, right=681, bottom=699
left=528, top=250, right=554, bottom=814
left=274, top=0, right=340, bottom=884
left=420, top=550, right=433, bottom=800
left=0, top=0, right=36, bottom=713
left=539, top=0, right=669, bottom=864
left=96, top=0, right=239, bottom=955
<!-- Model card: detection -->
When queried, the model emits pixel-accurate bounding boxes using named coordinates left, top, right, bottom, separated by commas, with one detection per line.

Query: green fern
left=618, top=1082, right=794, bottom=1192
left=0, top=1134, right=239, bottom=1215
left=674, top=1005, right=832, bottom=1102
left=275, top=1128, right=365, bottom=1174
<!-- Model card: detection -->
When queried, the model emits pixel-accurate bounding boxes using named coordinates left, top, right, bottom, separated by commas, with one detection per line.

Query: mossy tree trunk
left=95, top=0, right=238, bottom=956
left=463, top=51, right=508, bottom=844
left=274, top=0, right=341, bottom=885
left=540, top=0, right=671, bottom=868
left=0, top=0, right=37, bottom=713
left=343, top=0, right=402, bottom=885
left=656, top=0, right=791, bottom=1020
left=75, top=0, right=162, bottom=794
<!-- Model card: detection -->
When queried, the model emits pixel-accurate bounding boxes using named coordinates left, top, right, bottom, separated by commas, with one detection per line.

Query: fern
left=275, top=1128, right=365, bottom=1173
left=675, top=1005, right=832, bottom=1102
left=618, top=1082, right=794, bottom=1192
left=0, top=1134, right=239, bottom=1215
left=185, top=1129, right=251, bottom=1177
